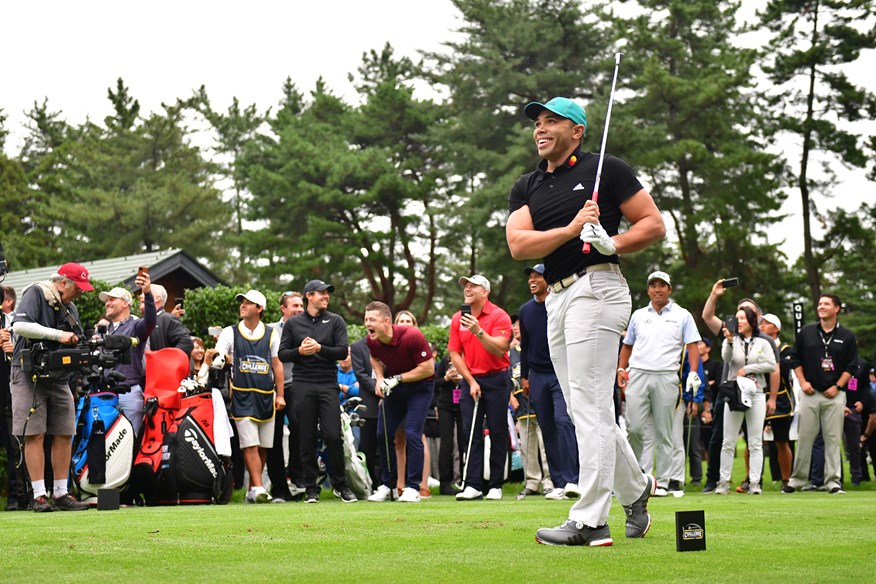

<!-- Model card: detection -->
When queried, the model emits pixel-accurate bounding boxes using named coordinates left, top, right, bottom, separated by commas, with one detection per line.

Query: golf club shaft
left=380, top=397, right=394, bottom=500
left=461, top=397, right=480, bottom=487
left=583, top=51, right=623, bottom=254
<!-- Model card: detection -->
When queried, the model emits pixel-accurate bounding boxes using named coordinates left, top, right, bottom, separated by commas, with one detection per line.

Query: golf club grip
left=581, top=191, right=600, bottom=253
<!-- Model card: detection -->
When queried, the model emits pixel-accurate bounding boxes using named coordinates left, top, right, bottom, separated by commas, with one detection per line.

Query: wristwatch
left=476, top=330, right=484, bottom=338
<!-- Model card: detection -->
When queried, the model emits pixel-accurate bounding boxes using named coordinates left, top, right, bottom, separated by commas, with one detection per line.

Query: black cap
left=303, top=279, right=335, bottom=294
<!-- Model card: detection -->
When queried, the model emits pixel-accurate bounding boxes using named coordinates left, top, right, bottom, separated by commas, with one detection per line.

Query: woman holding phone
left=716, top=306, right=777, bottom=495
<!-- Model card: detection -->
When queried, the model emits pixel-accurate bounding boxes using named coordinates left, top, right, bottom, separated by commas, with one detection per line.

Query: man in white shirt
left=617, top=271, right=701, bottom=496
left=215, top=290, right=285, bottom=503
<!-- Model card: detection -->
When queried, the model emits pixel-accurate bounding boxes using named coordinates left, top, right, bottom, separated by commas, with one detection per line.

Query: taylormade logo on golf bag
left=184, top=427, right=218, bottom=478
left=105, top=427, right=128, bottom=461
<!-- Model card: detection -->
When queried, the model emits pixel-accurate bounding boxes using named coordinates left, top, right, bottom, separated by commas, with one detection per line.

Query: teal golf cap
left=524, top=97, right=587, bottom=129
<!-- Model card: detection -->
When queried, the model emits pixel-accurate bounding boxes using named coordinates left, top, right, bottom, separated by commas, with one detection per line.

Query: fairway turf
left=2, top=483, right=874, bottom=583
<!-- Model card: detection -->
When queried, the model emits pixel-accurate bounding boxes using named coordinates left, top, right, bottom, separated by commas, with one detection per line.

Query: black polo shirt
left=788, top=322, right=858, bottom=392
left=508, top=147, right=643, bottom=284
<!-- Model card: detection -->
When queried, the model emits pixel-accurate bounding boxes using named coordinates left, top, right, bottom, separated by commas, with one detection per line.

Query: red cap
left=57, top=262, right=94, bottom=292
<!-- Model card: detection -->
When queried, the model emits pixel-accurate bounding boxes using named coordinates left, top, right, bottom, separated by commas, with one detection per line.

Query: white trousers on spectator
left=720, top=392, right=765, bottom=485
left=625, top=370, right=679, bottom=488
left=789, top=390, right=845, bottom=491
left=545, top=268, right=647, bottom=528
left=517, top=416, right=553, bottom=492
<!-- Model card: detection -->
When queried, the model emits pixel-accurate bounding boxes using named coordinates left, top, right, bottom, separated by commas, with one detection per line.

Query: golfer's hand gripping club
left=580, top=223, right=617, bottom=255
left=380, top=374, right=401, bottom=397
left=686, top=372, right=702, bottom=395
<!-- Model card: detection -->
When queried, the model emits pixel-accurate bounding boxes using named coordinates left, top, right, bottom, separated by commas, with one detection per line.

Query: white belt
left=548, top=263, right=619, bottom=294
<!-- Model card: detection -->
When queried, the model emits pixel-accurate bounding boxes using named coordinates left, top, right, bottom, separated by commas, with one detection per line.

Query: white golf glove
left=380, top=375, right=401, bottom=396
left=686, top=372, right=702, bottom=394
left=579, top=223, right=617, bottom=255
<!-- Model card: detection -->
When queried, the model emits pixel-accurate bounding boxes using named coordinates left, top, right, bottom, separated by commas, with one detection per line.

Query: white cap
left=762, top=313, right=781, bottom=330
left=647, top=270, right=671, bottom=286
left=458, top=274, right=491, bottom=292
left=235, top=289, right=267, bottom=308
left=99, top=287, right=133, bottom=306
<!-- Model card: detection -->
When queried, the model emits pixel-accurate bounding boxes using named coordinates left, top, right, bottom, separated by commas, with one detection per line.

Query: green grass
left=1, top=483, right=875, bottom=583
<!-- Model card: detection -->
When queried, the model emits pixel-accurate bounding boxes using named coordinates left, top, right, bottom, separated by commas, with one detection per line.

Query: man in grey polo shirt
left=617, top=271, right=701, bottom=496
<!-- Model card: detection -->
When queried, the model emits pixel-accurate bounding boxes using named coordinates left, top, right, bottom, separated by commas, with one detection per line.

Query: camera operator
left=10, top=262, right=93, bottom=512
left=95, top=271, right=156, bottom=436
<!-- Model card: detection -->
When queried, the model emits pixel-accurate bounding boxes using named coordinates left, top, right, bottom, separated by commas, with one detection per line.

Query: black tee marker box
left=97, top=488, right=120, bottom=510
left=675, top=510, right=706, bottom=552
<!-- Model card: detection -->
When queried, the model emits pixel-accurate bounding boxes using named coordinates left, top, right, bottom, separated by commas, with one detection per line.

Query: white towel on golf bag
left=212, top=389, right=234, bottom=457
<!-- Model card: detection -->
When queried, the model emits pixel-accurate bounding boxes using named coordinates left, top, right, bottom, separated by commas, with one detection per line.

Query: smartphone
left=722, top=277, right=739, bottom=288
left=174, top=297, right=184, bottom=308
left=460, top=304, right=471, bottom=316
left=725, top=315, right=738, bottom=334
left=208, top=326, right=222, bottom=336
left=137, top=265, right=149, bottom=278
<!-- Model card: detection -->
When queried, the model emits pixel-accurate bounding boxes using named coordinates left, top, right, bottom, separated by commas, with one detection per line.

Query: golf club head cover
left=579, top=223, right=617, bottom=255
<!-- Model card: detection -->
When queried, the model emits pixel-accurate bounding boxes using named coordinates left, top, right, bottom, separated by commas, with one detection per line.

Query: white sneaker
left=715, top=481, right=730, bottom=495
left=563, top=483, right=580, bottom=499
left=544, top=488, right=566, bottom=500
left=653, top=486, right=669, bottom=497
left=368, top=485, right=393, bottom=502
left=485, top=488, right=503, bottom=500
left=427, top=476, right=441, bottom=489
left=251, top=486, right=272, bottom=504
left=398, top=487, right=421, bottom=503
left=455, top=486, right=484, bottom=501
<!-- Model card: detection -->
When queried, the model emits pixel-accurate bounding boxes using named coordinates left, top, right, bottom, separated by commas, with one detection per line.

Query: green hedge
left=75, top=283, right=451, bottom=355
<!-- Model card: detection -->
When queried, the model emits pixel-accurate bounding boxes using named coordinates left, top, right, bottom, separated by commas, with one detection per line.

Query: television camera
left=21, top=327, right=140, bottom=394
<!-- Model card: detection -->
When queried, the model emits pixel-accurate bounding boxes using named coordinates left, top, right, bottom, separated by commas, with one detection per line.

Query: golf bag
left=131, top=348, right=232, bottom=505
left=70, top=392, right=136, bottom=504
left=341, top=405, right=372, bottom=499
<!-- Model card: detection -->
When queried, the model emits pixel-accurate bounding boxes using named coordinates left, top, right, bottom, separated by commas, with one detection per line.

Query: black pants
left=1, top=401, right=28, bottom=507
left=437, top=404, right=464, bottom=488
left=266, top=406, right=292, bottom=499
left=705, top=397, right=725, bottom=485
left=459, top=371, right=512, bottom=491
left=294, top=381, right=345, bottom=491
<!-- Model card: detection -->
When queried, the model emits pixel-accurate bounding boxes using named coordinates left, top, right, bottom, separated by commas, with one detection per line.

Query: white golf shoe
left=367, top=485, right=393, bottom=502
left=485, top=488, right=503, bottom=500
left=455, top=486, right=484, bottom=501
left=544, top=488, right=566, bottom=500
left=398, top=488, right=421, bottom=503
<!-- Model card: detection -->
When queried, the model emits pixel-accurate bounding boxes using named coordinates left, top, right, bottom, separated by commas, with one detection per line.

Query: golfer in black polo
left=278, top=280, right=355, bottom=503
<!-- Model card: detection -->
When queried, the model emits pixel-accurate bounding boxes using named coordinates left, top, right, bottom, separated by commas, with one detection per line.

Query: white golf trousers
left=545, top=268, right=647, bottom=527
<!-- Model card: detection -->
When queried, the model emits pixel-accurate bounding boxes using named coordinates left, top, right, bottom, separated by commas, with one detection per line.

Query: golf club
left=461, top=397, right=480, bottom=488
left=516, top=402, right=531, bottom=501
left=380, top=396, right=395, bottom=501
left=582, top=51, right=624, bottom=254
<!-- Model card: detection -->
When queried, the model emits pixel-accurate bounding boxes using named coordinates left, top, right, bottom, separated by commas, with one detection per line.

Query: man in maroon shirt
left=364, top=301, right=435, bottom=503
left=448, top=275, right=513, bottom=501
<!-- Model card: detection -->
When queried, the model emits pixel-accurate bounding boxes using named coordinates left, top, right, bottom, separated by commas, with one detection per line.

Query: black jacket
left=278, top=308, right=348, bottom=385
left=350, top=337, right=377, bottom=420
left=149, top=310, right=194, bottom=356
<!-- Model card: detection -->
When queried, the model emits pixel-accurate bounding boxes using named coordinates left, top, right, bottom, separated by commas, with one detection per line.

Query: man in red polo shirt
left=363, top=301, right=435, bottom=503
left=448, top=275, right=513, bottom=501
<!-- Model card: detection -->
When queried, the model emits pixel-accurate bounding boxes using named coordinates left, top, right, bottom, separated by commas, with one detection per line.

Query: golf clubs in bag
left=131, top=348, right=233, bottom=505
left=70, top=391, right=136, bottom=504
left=341, top=398, right=371, bottom=499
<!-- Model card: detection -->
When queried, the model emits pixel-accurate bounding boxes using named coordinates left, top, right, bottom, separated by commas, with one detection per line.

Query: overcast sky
left=3, top=0, right=873, bottom=264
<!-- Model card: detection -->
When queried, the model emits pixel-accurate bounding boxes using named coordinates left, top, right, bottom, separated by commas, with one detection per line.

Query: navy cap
left=523, top=264, right=545, bottom=276
left=524, top=97, right=587, bottom=129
